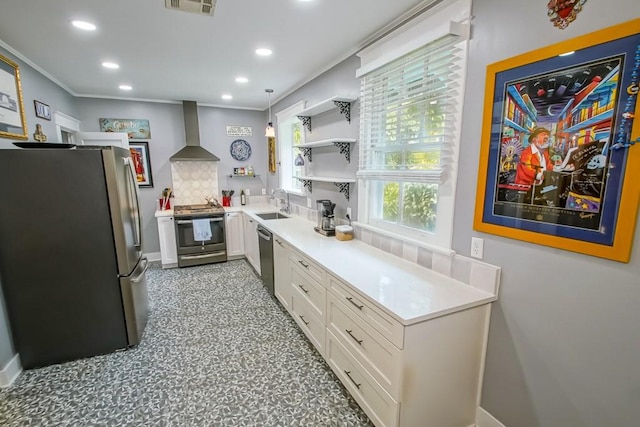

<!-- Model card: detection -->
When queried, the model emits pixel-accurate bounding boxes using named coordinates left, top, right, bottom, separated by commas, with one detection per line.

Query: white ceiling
left=0, top=0, right=432, bottom=110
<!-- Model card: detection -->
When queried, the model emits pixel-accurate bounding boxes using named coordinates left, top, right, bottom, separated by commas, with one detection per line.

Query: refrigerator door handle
left=124, top=157, right=143, bottom=250
left=131, top=257, right=149, bottom=283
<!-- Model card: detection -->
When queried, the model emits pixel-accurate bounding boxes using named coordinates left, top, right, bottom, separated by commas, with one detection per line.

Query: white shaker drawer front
left=291, top=261, right=326, bottom=321
left=290, top=249, right=326, bottom=286
left=329, top=274, right=405, bottom=349
left=328, top=295, right=401, bottom=399
left=291, top=291, right=326, bottom=356
left=327, top=331, right=399, bottom=427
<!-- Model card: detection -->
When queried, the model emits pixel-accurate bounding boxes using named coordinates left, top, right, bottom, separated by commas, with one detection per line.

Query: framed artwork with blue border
left=474, top=19, right=640, bottom=262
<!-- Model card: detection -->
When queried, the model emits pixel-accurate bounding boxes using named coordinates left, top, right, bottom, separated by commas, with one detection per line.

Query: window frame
left=276, top=101, right=307, bottom=196
left=355, top=0, right=470, bottom=249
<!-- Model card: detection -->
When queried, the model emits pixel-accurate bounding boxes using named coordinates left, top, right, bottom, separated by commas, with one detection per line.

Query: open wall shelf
left=295, top=138, right=356, bottom=162
left=293, top=175, right=356, bottom=200
left=296, top=96, right=356, bottom=132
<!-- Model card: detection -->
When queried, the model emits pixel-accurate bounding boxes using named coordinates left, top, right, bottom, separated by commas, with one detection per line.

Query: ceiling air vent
left=164, top=0, right=217, bottom=17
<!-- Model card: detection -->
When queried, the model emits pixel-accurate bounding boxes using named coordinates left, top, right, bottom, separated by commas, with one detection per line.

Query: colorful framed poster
left=0, top=54, right=27, bottom=140
left=474, top=19, right=640, bottom=262
left=129, top=142, right=153, bottom=188
left=99, top=118, right=151, bottom=140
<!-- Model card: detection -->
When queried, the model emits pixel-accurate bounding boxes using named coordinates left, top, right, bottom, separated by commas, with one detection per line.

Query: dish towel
left=192, top=219, right=212, bottom=241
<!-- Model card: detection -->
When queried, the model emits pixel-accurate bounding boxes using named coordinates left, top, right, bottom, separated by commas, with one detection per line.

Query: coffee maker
left=314, top=199, right=336, bottom=236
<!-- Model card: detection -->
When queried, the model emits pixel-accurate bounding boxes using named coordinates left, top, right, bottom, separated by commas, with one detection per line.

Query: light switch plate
left=307, top=197, right=312, bottom=208
left=245, top=188, right=250, bottom=196
left=261, top=188, right=266, bottom=195
left=346, top=207, right=352, bottom=218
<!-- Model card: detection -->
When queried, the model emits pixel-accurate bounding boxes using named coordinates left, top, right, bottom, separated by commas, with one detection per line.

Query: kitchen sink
left=255, top=212, right=290, bottom=220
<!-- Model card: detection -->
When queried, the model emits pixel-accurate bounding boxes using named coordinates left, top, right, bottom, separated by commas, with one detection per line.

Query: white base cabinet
left=279, top=249, right=490, bottom=427
left=242, top=214, right=260, bottom=274
left=156, top=216, right=178, bottom=268
left=225, top=212, right=245, bottom=259
left=273, top=235, right=290, bottom=311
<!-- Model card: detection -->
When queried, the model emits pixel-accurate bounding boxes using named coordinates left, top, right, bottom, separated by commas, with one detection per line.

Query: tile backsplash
left=171, top=161, right=218, bottom=205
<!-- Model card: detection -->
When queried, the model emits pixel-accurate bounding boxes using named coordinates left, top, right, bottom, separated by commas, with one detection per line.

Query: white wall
left=455, top=2, right=639, bottom=426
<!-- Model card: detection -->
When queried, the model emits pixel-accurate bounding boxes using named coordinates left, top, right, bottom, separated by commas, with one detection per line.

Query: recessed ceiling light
left=255, top=48, right=273, bottom=57
left=559, top=51, right=575, bottom=57
left=221, top=94, right=233, bottom=100
left=235, top=77, right=249, bottom=83
left=102, top=62, right=119, bottom=69
left=119, top=85, right=132, bottom=91
left=72, top=20, right=96, bottom=31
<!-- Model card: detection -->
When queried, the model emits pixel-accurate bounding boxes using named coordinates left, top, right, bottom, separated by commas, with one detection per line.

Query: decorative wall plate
left=230, top=139, right=252, bottom=161
left=547, top=0, right=587, bottom=29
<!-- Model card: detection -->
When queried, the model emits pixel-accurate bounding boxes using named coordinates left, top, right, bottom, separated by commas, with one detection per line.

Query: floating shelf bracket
left=296, top=146, right=312, bottom=161
left=297, top=178, right=313, bottom=193
left=332, top=141, right=352, bottom=163
left=334, top=101, right=351, bottom=123
left=297, top=116, right=312, bottom=133
left=334, top=182, right=351, bottom=200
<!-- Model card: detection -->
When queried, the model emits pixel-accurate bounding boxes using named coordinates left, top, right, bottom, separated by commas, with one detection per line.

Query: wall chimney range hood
left=170, top=101, right=220, bottom=162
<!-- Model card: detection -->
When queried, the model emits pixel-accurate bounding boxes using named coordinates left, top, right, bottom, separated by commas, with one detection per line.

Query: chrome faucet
left=271, top=188, right=290, bottom=214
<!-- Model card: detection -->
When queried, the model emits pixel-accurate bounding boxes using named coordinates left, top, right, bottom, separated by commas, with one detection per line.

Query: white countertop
left=154, top=204, right=497, bottom=325
left=242, top=207, right=496, bottom=326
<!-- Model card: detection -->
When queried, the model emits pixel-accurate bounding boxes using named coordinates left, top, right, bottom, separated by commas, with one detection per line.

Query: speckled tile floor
left=0, top=260, right=374, bottom=426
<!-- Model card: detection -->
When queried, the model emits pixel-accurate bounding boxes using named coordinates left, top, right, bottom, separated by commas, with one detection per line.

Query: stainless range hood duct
left=170, top=101, right=220, bottom=162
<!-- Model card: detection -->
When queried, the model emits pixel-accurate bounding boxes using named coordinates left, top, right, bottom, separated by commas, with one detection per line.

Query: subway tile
left=402, top=242, right=418, bottom=264
left=470, top=262, right=501, bottom=295
left=432, top=252, right=452, bottom=276
left=451, top=256, right=472, bottom=284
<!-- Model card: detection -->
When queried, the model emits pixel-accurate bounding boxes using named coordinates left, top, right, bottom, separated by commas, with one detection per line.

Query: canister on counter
left=335, top=225, right=353, bottom=241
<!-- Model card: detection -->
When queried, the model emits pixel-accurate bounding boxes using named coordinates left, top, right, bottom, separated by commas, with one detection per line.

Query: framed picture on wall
left=0, top=53, right=28, bottom=140
left=474, top=18, right=640, bottom=262
left=34, top=100, right=51, bottom=120
left=129, top=142, right=153, bottom=188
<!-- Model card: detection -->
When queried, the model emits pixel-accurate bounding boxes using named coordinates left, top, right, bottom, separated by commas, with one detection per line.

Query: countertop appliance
left=314, top=199, right=336, bottom=236
left=256, top=224, right=274, bottom=296
left=173, top=203, right=227, bottom=267
left=0, top=145, right=148, bottom=369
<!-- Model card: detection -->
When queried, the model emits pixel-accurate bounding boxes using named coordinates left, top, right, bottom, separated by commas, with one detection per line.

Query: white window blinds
left=357, top=34, right=464, bottom=184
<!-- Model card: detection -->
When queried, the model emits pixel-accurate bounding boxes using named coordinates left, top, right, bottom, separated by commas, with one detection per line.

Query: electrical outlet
left=261, top=188, right=266, bottom=195
left=245, top=188, right=250, bottom=196
left=471, top=237, right=484, bottom=259
left=307, top=197, right=312, bottom=208
left=346, top=207, right=352, bottom=218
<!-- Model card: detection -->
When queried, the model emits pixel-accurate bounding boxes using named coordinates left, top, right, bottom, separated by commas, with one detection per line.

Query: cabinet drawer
left=290, top=249, right=325, bottom=285
left=329, top=274, right=404, bottom=349
left=327, top=331, right=399, bottom=427
left=291, top=261, right=326, bottom=320
left=291, top=291, right=326, bottom=357
left=328, top=295, right=401, bottom=399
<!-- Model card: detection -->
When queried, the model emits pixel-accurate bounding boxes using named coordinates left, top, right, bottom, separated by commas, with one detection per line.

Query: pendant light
left=265, top=89, right=275, bottom=137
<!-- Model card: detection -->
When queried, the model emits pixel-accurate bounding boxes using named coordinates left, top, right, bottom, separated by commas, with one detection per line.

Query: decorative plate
left=230, top=139, right=252, bottom=161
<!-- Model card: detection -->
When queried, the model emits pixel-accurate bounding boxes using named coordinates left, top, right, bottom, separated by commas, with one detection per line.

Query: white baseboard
left=145, top=252, right=161, bottom=262
left=476, top=406, right=506, bottom=427
left=0, top=353, right=22, bottom=388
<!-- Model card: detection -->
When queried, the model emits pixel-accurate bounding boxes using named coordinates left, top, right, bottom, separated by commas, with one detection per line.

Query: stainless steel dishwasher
left=256, top=224, right=274, bottom=296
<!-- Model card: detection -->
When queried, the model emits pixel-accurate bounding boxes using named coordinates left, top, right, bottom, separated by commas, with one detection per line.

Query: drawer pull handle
left=345, top=329, right=363, bottom=345
left=344, top=370, right=361, bottom=389
left=346, top=297, right=364, bottom=310
left=298, top=284, right=309, bottom=294
left=298, top=314, right=310, bottom=326
left=298, top=260, right=309, bottom=268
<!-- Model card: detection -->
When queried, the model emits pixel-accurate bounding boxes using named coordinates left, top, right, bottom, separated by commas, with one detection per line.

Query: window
left=356, top=16, right=468, bottom=248
left=277, top=101, right=306, bottom=194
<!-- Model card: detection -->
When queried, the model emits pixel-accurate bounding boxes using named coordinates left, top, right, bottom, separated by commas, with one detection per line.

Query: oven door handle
left=180, top=252, right=226, bottom=260
left=176, top=218, right=224, bottom=225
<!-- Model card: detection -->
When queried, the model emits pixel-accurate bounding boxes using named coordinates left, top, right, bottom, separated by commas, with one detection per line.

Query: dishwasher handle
left=256, top=226, right=272, bottom=241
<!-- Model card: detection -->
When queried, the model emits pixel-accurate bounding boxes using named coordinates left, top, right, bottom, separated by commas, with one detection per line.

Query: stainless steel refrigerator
left=0, top=145, right=148, bottom=369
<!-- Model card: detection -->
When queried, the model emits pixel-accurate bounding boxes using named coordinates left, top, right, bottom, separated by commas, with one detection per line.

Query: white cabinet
left=273, top=235, right=290, bottom=311
left=279, top=244, right=490, bottom=427
left=243, top=214, right=260, bottom=274
left=225, top=212, right=245, bottom=259
left=156, top=216, right=177, bottom=268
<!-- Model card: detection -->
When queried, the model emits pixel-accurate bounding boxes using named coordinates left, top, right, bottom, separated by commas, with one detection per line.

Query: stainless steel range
left=173, top=202, right=227, bottom=267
